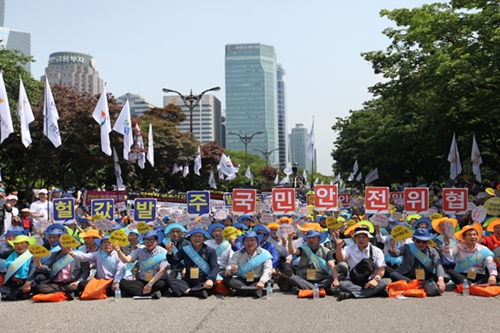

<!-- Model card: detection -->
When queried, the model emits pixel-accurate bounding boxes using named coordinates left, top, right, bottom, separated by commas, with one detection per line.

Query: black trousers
left=0, top=280, right=29, bottom=300
left=222, top=276, right=273, bottom=296
left=119, top=279, right=166, bottom=297
left=33, top=281, right=79, bottom=295
left=165, top=276, right=216, bottom=297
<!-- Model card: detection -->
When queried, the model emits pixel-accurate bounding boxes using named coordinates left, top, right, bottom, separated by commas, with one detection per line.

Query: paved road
left=2, top=289, right=499, bottom=332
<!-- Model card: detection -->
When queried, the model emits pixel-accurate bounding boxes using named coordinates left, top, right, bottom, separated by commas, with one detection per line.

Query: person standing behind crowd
left=0, top=190, right=12, bottom=235
left=3, top=195, right=19, bottom=234
left=30, top=189, right=53, bottom=230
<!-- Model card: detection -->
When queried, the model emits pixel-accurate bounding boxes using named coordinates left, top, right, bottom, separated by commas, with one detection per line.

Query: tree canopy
left=331, top=0, right=500, bottom=186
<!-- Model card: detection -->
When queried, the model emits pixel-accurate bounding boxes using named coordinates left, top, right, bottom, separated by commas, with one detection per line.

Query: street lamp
left=228, top=131, right=263, bottom=169
left=253, top=148, right=279, bottom=166
left=162, top=86, right=220, bottom=133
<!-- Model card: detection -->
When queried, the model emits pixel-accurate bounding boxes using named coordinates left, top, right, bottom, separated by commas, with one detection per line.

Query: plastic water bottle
left=462, top=279, right=469, bottom=297
left=177, top=272, right=182, bottom=280
left=266, top=282, right=273, bottom=300
left=313, top=283, right=319, bottom=300
left=115, top=286, right=121, bottom=302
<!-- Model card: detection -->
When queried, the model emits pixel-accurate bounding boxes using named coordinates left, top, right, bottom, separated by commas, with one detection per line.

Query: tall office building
left=42, top=51, right=103, bottom=96
left=277, top=64, right=287, bottom=168
left=225, top=43, right=279, bottom=166
left=0, top=0, right=31, bottom=72
left=163, top=94, right=222, bottom=144
left=289, top=124, right=311, bottom=172
left=116, top=93, right=157, bottom=117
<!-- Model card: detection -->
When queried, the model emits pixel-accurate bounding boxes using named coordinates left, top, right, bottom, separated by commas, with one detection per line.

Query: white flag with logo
left=471, top=135, right=482, bottom=182
left=17, top=78, right=34, bottom=147
left=0, top=72, right=13, bottom=143
left=209, top=170, right=217, bottom=189
left=194, top=146, right=202, bottom=176
left=147, top=123, right=154, bottom=167
left=218, top=153, right=238, bottom=177
left=43, top=77, right=61, bottom=148
left=135, top=124, right=145, bottom=169
left=113, top=99, right=133, bottom=160
left=448, top=133, right=462, bottom=180
left=92, top=86, right=112, bottom=156
left=113, top=147, right=124, bottom=189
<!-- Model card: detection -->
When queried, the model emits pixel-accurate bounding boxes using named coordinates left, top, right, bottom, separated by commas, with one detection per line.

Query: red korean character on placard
left=338, top=194, right=351, bottom=207
left=404, top=188, right=429, bottom=214
left=232, top=189, right=256, bottom=214
left=314, top=185, right=338, bottom=211
left=365, top=187, right=389, bottom=213
left=272, top=188, right=295, bottom=214
left=442, top=188, right=468, bottom=213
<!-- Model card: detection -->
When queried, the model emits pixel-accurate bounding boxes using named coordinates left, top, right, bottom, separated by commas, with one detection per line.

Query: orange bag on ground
left=80, top=278, right=113, bottom=300
left=297, top=288, right=327, bottom=298
left=454, top=283, right=500, bottom=297
left=387, top=280, right=425, bottom=298
left=32, top=292, right=68, bottom=302
left=214, top=280, right=231, bottom=296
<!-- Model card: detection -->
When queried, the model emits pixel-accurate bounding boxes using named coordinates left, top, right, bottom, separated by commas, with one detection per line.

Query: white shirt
left=205, top=239, right=234, bottom=270
left=30, top=200, right=54, bottom=225
left=376, top=233, right=413, bottom=255
left=4, top=207, right=19, bottom=233
left=342, top=243, right=386, bottom=279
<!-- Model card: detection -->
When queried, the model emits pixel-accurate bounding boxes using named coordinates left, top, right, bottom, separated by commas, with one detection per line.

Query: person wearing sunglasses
left=388, top=228, right=447, bottom=295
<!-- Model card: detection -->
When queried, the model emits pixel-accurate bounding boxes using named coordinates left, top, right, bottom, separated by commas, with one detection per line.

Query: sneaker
left=254, top=290, right=264, bottom=298
left=197, top=290, right=208, bottom=299
left=336, top=291, right=354, bottom=302
left=66, top=292, right=76, bottom=301
left=152, top=291, right=162, bottom=299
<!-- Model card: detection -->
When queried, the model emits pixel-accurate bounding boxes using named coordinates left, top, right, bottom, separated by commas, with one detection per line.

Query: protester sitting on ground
left=33, top=234, right=90, bottom=300
left=114, top=230, right=167, bottom=299
left=204, top=223, right=233, bottom=274
left=482, top=218, right=500, bottom=269
left=0, top=235, right=37, bottom=300
left=67, top=235, right=125, bottom=297
left=164, top=223, right=189, bottom=277
left=443, top=224, right=498, bottom=285
left=166, top=228, right=218, bottom=298
left=284, top=229, right=339, bottom=294
left=223, top=231, right=273, bottom=298
left=121, top=229, right=144, bottom=256
left=78, top=229, right=101, bottom=253
left=335, top=226, right=388, bottom=301
left=252, top=224, right=279, bottom=276
left=389, top=228, right=447, bottom=295
left=0, top=227, right=24, bottom=257
left=374, top=224, right=409, bottom=276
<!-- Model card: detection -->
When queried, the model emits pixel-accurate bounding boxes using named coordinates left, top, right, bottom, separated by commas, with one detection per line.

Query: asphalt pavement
left=2, top=288, right=499, bottom=333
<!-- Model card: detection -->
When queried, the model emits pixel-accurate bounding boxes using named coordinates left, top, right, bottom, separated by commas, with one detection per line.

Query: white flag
left=280, top=175, right=290, bottom=185
left=352, top=160, right=359, bottom=174
left=356, top=172, right=362, bottom=182
left=218, top=153, right=238, bottom=177
left=172, top=163, right=182, bottom=175
left=0, top=72, right=13, bottom=144
left=284, top=162, right=293, bottom=176
left=194, top=146, right=202, bottom=176
left=274, top=174, right=279, bottom=184
left=365, top=168, right=379, bottom=184
left=113, top=100, right=133, bottom=160
left=92, top=86, right=112, bottom=156
left=113, top=147, right=124, bottom=189
left=313, top=177, right=319, bottom=185
left=307, top=117, right=315, bottom=161
left=334, top=172, right=341, bottom=184
left=209, top=170, right=217, bottom=189
left=471, top=135, right=482, bottom=182
left=147, top=123, right=154, bottom=167
left=245, top=166, right=253, bottom=180
left=448, top=133, right=462, bottom=180
left=43, top=77, right=61, bottom=148
left=17, top=78, right=34, bottom=147
left=302, top=169, right=308, bottom=183
left=218, top=166, right=225, bottom=180
left=183, top=164, right=189, bottom=178
left=347, top=172, right=354, bottom=182
left=136, top=124, right=145, bottom=169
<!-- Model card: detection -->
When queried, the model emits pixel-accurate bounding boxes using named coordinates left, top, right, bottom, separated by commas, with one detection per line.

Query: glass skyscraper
left=277, top=64, right=287, bottom=168
left=225, top=43, right=279, bottom=167
left=289, top=123, right=311, bottom=172
left=0, top=0, right=31, bottom=72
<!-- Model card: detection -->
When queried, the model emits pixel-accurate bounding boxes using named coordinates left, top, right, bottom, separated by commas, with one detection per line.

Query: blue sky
left=6, top=0, right=431, bottom=175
